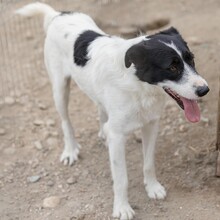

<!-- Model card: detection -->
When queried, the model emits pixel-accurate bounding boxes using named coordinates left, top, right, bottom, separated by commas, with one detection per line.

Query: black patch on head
left=74, top=30, right=103, bottom=66
left=149, top=27, right=195, bottom=67
left=125, top=27, right=196, bottom=84
left=157, top=27, right=180, bottom=36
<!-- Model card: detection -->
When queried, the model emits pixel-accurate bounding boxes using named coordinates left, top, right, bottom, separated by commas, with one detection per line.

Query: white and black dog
left=16, top=3, right=209, bottom=220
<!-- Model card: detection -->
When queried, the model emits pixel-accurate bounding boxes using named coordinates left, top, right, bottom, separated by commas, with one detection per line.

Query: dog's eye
left=169, top=65, right=178, bottom=72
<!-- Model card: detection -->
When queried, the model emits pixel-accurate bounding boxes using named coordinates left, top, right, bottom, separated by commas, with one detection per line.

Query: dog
left=16, top=3, right=209, bottom=220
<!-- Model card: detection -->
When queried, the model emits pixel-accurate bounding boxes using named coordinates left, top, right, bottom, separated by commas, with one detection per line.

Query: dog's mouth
left=163, top=87, right=200, bottom=123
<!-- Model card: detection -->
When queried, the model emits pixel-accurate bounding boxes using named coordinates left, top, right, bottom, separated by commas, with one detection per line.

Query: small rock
left=47, top=180, right=54, bottom=187
left=38, top=103, right=47, bottom=110
left=46, top=119, right=56, bottom=127
left=4, top=96, right=15, bottom=105
left=34, top=141, right=43, bottom=150
left=201, top=116, right=209, bottom=123
left=179, top=125, right=187, bottom=132
left=43, top=196, right=61, bottom=208
left=31, top=161, right=39, bottom=169
left=51, top=131, right=59, bottom=137
left=66, top=177, right=77, bottom=185
left=174, top=149, right=180, bottom=156
left=25, top=31, right=34, bottom=40
left=0, top=128, right=6, bottom=135
left=84, top=204, right=95, bottom=212
left=70, top=214, right=86, bottom=220
left=33, top=119, right=44, bottom=126
left=46, top=137, right=58, bottom=146
left=58, top=184, right=63, bottom=189
left=27, top=175, right=41, bottom=183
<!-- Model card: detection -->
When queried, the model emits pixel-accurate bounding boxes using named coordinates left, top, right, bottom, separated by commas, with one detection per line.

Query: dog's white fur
left=16, top=3, right=208, bottom=220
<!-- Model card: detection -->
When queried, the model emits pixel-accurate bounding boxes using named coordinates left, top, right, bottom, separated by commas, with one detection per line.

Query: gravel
left=27, top=175, right=41, bottom=183
left=43, top=196, right=61, bottom=208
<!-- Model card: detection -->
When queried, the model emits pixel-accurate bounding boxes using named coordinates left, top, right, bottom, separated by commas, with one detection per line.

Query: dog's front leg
left=142, top=119, right=166, bottom=199
left=105, top=126, right=135, bottom=220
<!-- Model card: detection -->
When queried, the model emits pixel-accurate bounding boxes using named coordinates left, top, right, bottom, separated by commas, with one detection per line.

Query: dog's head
left=125, top=27, right=209, bottom=123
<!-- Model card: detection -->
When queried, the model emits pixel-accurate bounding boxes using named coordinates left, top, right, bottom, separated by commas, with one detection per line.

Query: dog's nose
left=196, top=85, right=209, bottom=97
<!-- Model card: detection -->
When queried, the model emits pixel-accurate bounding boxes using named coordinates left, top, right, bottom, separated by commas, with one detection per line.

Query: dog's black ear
left=125, top=44, right=147, bottom=68
left=159, top=27, right=179, bottom=36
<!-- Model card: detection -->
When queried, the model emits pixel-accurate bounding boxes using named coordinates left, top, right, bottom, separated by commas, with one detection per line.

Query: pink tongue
left=181, top=97, right=200, bottom=123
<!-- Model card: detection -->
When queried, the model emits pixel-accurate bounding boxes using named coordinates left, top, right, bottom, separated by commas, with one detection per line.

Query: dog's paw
left=113, top=203, right=135, bottom=220
left=60, top=145, right=80, bottom=166
left=145, top=181, right=166, bottom=199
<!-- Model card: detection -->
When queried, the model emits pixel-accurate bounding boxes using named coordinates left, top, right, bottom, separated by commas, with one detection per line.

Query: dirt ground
left=0, top=0, right=220, bottom=219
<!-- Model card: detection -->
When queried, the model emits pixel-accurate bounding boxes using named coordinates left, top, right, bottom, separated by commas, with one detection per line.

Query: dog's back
left=16, top=3, right=110, bottom=98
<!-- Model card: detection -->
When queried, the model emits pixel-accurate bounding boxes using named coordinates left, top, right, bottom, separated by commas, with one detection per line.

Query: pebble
left=66, top=177, right=77, bottom=185
left=51, top=131, right=59, bottom=137
left=43, top=196, right=61, bottom=208
left=70, top=214, right=86, bottom=220
left=38, top=103, right=47, bottom=110
left=27, top=175, right=41, bottom=183
left=4, top=96, right=15, bottom=105
left=179, top=125, right=187, bottom=132
left=25, top=31, right=34, bottom=40
left=84, top=204, right=94, bottom=211
left=31, top=161, right=39, bottom=169
left=201, top=116, right=209, bottom=123
left=46, top=137, right=58, bottom=146
left=43, top=130, right=58, bottom=139
left=0, top=128, right=6, bottom=135
left=34, top=141, right=43, bottom=150
left=33, top=119, right=44, bottom=126
left=46, top=119, right=56, bottom=127
left=47, top=180, right=54, bottom=187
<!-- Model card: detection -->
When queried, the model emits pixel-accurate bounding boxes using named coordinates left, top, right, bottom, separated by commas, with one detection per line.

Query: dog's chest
left=137, top=92, right=165, bottom=121
left=119, top=89, right=166, bottom=133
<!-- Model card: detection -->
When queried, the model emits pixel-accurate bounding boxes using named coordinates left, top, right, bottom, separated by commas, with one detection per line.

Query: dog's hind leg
left=141, top=119, right=166, bottom=199
left=52, top=76, right=80, bottom=166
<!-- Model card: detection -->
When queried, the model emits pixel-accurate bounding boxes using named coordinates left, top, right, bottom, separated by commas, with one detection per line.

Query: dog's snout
left=196, top=85, right=209, bottom=97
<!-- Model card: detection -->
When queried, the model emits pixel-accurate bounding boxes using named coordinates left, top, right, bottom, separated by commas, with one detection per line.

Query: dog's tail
left=15, top=2, right=59, bottom=33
